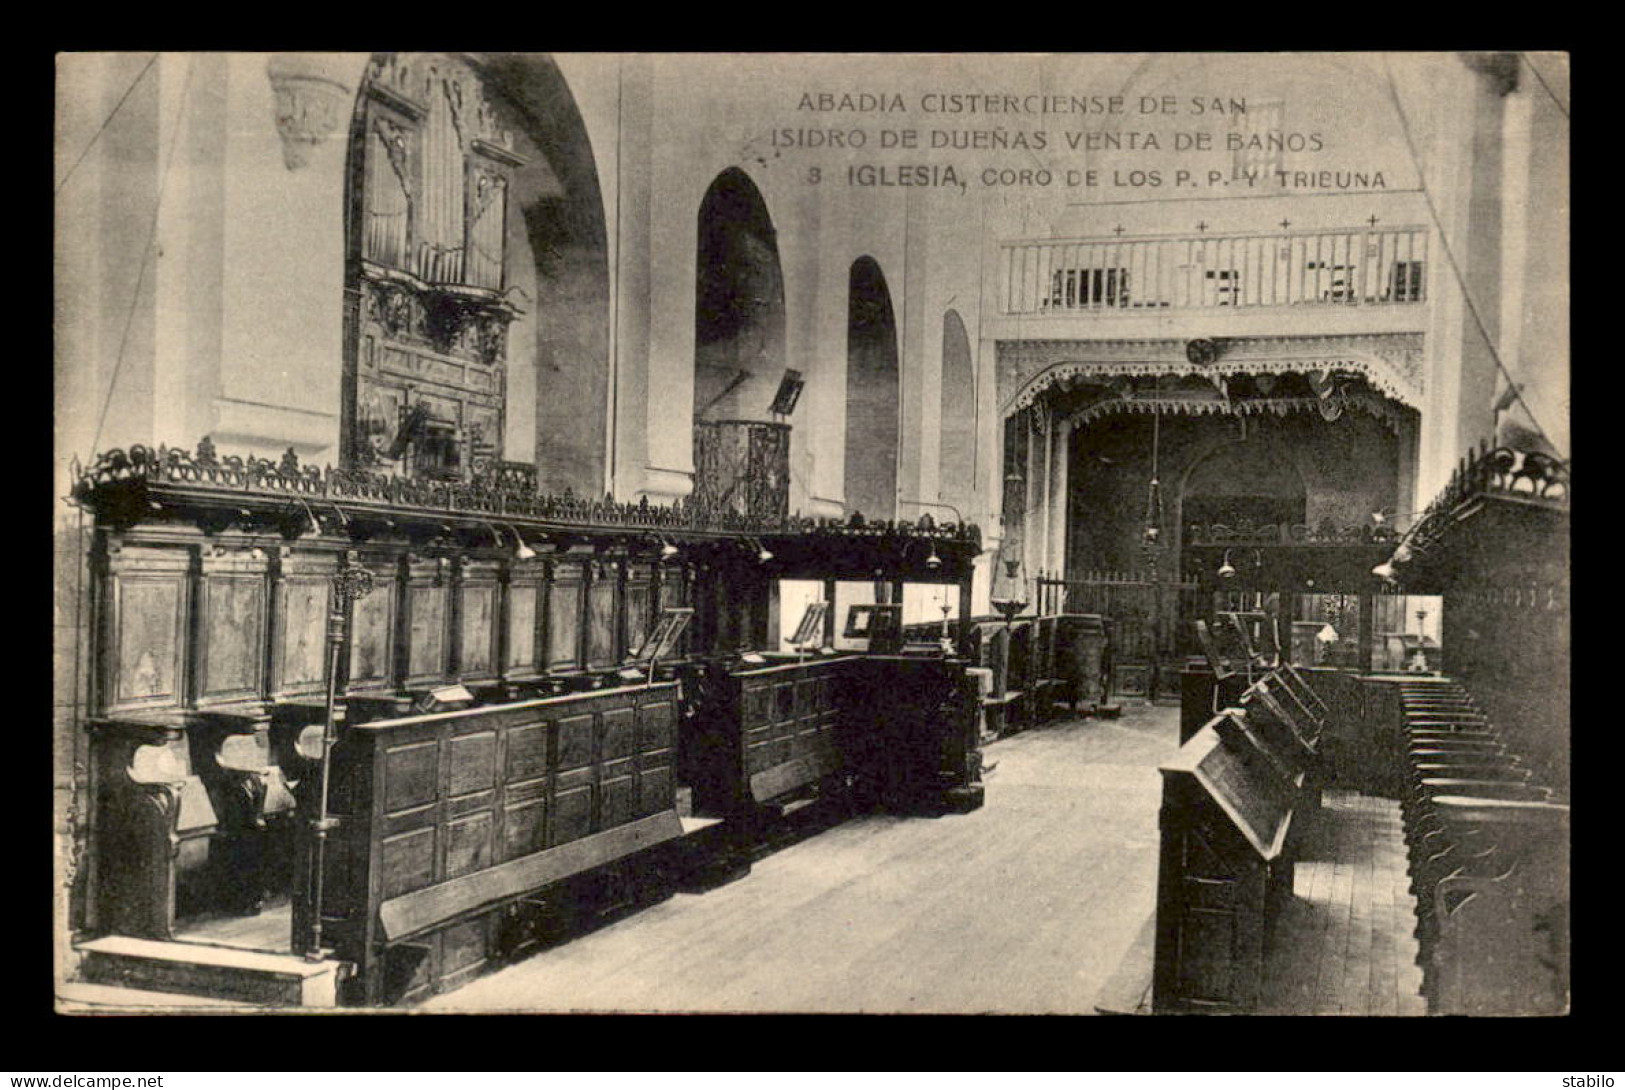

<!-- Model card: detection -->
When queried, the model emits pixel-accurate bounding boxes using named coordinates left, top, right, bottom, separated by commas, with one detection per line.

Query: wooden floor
left=408, top=703, right=1426, bottom=1015
left=1258, top=791, right=1427, bottom=1016
left=175, top=899, right=293, bottom=954
left=426, top=705, right=1170, bottom=1014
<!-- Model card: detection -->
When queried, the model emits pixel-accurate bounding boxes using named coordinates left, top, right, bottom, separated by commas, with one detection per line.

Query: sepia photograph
left=51, top=51, right=1570, bottom=1017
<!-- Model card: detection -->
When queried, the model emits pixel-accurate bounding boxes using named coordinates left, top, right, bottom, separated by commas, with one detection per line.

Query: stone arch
left=1176, top=434, right=1310, bottom=533
left=341, top=51, right=611, bottom=494
left=693, top=167, right=787, bottom=423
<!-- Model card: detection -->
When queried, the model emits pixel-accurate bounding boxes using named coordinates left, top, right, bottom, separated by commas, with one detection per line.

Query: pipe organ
left=349, top=52, right=531, bottom=480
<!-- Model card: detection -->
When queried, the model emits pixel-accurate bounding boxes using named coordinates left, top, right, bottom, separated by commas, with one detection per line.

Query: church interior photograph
left=52, top=50, right=1569, bottom=1015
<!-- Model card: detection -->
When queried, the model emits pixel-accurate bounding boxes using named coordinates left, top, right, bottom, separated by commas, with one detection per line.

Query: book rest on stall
left=1152, top=656, right=1327, bottom=1014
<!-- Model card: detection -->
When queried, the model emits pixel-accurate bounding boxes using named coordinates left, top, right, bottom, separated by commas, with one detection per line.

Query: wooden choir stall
left=905, top=612, right=1109, bottom=738
left=682, top=521, right=989, bottom=852
left=1155, top=443, right=1569, bottom=1016
left=1380, top=443, right=1570, bottom=1016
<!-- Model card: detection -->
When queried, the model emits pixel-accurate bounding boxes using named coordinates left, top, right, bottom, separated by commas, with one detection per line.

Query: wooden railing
left=999, top=225, right=1429, bottom=315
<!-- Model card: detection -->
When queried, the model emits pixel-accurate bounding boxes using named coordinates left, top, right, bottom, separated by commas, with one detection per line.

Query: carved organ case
left=348, top=53, right=527, bottom=481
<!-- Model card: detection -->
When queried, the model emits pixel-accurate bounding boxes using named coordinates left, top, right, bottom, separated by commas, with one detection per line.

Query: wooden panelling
left=404, top=581, right=451, bottom=685
left=586, top=568, right=618, bottom=669
left=274, top=568, right=333, bottom=696
left=601, top=773, right=636, bottom=828
left=319, top=685, right=682, bottom=1004
left=348, top=562, right=397, bottom=691
left=504, top=722, right=549, bottom=782
left=638, top=698, right=676, bottom=755
left=197, top=570, right=267, bottom=703
left=557, top=712, right=594, bottom=770
left=382, top=826, right=437, bottom=899
left=384, top=741, right=440, bottom=811
left=501, top=797, right=547, bottom=860
left=448, top=731, right=497, bottom=796
left=93, top=533, right=712, bottom=723
left=505, top=582, right=538, bottom=675
left=445, top=812, right=494, bottom=877
left=625, top=564, right=653, bottom=657
left=601, top=707, right=635, bottom=760
left=552, top=783, right=593, bottom=844
left=111, top=576, right=188, bottom=709
left=457, top=562, right=501, bottom=680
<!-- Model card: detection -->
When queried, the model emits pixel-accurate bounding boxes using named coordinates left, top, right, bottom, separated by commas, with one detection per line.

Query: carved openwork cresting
left=1395, top=441, right=1570, bottom=569
left=71, top=438, right=983, bottom=552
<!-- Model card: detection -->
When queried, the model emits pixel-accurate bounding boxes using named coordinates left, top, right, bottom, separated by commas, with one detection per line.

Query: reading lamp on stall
left=1372, top=539, right=1417, bottom=584
left=1217, top=549, right=1238, bottom=579
left=658, top=536, right=679, bottom=560
left=294, top=497, right=323, bottom=537
left=501, top=522, right=537, bottom=560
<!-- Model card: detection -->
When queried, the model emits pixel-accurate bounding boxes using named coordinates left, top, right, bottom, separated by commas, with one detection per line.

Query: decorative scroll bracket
left=267, top=54, right=356, bottom=171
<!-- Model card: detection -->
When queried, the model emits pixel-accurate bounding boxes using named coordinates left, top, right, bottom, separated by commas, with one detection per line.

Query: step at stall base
left=58, top=980, right=274, bottom=1011
left=76, top=935, right=343, bottom=1008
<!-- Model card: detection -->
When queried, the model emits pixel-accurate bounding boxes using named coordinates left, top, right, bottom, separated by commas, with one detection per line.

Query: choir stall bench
left=296, top=681, right=686, bottom=1006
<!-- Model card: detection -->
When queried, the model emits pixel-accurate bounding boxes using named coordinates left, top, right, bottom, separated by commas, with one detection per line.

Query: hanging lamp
left=1141, top=387, right=1166, bottom=577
